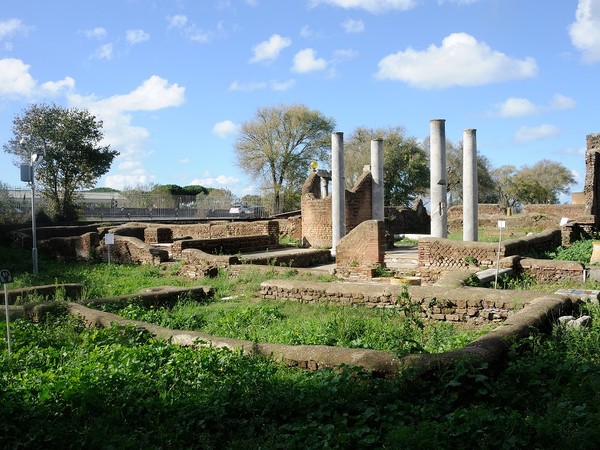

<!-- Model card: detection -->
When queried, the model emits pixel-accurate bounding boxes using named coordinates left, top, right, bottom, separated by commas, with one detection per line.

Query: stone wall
left=418, top=229, right=561, bottom=270
left=96, top=236, right=169, bottom=265
left=518, top=258, right=584, bottom=283
left=260, top=279, right=551, bottom=324
left=584, top=132, right=600, bottom=221
left=523, top=204, right=586, bottom=218
left=335, top=220, right=386, bottom=278
left=172, top=234, right=277, bottom=257
left=37, top=232, right=101, bottom=261
left=447, top=203, right=504, bottom=219
left=385, top=201, right=431, bottom=236
left=121, top=220, right=279, bottom=243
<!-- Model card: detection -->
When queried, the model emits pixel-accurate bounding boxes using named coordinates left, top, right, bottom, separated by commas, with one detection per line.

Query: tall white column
left=463, top=129, right=478, bottom=242
left=430, top=119, right=447, bottom=238
left=331, top=132, right=346, bottom=254
left=371, top=138, right=384, bottom=221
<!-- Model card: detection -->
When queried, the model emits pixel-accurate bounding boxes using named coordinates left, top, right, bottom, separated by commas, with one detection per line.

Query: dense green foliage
left=99, top=298, right=490, bottom=357
left=3, top=103, right=119, bottom=221
left=547, top=238, right=594, bottom=265
left=2, top=303, right=600, bottom=448
left=3, top=243, right=600, bottom=447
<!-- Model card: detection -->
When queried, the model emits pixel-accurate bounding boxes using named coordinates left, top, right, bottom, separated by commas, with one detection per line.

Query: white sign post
left=1, top=268, right=13, bottom=354
left=105, top=233, right=115, bottom=264
left=495, top=220, right=506, bottom=289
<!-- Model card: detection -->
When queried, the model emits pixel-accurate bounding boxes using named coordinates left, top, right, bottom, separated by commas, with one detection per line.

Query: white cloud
left=375, top=32, right=537, bottom=89
left=167, top=15, right=188, bottom=29
left=514, top=124, right=561, bottom=142
left=166, top=14, right=214, bottom=43
left=68, top=76, right=186, bottom=190
left=342, top=18, right=365, bottom=33
left=0, top=18, right=33, bottom=40
left=494, top=98, right=538, bottom=117
left=549, top=93, right=576, bottom=110
left=437, top=0, right=479, bottom=4
left=271, top=79, right=296, bottom=91
left=105, top=172, right=154, bottom=190
left=569, top=0, right=600, bottom=63
left=40, top=77, right=76, bottom=96
left=492, top=94, right=576, bottom=117
left=0, top=58, right=36, bottom=97
left=292, top=48, right=328, bottom=73
left=94, top=75, right=185, bottom=111
left=250, top=34, right=291, bottom=63
left=213, top=120, right=239, bottom=137
left=126, top=29, right=150, bottom=44
left=229, top=79, right=295, bottom=92
left=332, top=48, right=358, bottom=62
left=229, top=80, right=268, bottom=92
left=92, top=43, right=114, bottom=60
left=84, top=27, right=107, bottom=40
left=309, top=0, right=416, bottom=14
left=190, top=174, right=240, bottom=188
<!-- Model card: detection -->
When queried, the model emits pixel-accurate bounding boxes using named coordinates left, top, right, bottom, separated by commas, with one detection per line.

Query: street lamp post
left=20, top=138, right=43, bottom=275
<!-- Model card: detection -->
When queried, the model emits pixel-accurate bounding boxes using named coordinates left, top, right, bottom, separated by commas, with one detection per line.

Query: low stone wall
left=523, top=204, right=586, bottom=218
left=518, top=258, right=585, bottom=283
left=7, top=283, right=577, bottom=378
left=38, top=232, right=101, bottom=261
left=96, top=236, right=169, bottom=265
left=260, top=279, right=551, bottom=324
left=418, top=229, right=561, bottom=271
left=172, top=234, right=277, bottom=257
left=240, top=249, right=332, bottom=268
left=448, top=204, right=504, bottom=219
left=5, top=283, right=84, bottom=305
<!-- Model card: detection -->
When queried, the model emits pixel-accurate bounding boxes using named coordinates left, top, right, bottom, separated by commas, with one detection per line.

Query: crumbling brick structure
left=301, top=169, right=373, bottom=248
left=584, top=132, right=600, bottom=226
left=335, top=220, right=386, bottom=278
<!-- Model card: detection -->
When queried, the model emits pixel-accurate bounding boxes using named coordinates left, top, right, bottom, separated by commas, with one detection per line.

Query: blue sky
left=1, top=0, right=599, bottom=200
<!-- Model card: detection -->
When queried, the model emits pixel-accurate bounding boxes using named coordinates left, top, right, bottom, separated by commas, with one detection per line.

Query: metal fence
left=5, top=188, right=275, bottom=221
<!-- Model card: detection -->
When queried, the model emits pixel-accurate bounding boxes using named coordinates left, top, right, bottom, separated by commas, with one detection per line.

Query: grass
left=3, top=239, right=600, bottom=447
left=2, top=302, right=600, bottom=448
left=99, top=297, right=493, bottom=357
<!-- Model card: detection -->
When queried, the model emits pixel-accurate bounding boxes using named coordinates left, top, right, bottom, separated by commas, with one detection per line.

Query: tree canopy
left=344, top=126, right=429, bottom=207
left=492, top=160, right=575, bottom=207
left=3, top=103, right=118, bottom=221
left=234, top=104, right=335, bottom=213
left=444, top=140, right=496, bottom=205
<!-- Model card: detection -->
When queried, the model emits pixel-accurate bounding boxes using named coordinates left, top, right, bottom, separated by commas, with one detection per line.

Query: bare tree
left=234, top=104, right=335, bottom=213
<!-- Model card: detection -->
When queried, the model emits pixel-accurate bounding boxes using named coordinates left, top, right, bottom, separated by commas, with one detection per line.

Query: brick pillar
left=584, top=133, right=600, bottom=226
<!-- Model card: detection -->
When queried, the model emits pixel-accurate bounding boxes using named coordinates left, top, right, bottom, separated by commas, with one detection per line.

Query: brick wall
left=447, top=203, right=504, bottom=219
left=260, top=279, right=547, bottom=324
left=335, top=220, right=385, bottom=278
left=418, top=229, right=561, bottom=270
left=523, top=204, right=586, bottom=218
left=301, top=170, right=375, bottom=248
left=584, top=133, right=600, bottom=219
left=172, top=234, right=278, bottom=257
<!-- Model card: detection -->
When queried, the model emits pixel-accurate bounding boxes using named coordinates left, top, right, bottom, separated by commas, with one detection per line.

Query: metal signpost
left=1, top=268, right=13, bottom=354
left=105, top=233, right=115, bottom=264
left=495, top=220, right=506, bottom=289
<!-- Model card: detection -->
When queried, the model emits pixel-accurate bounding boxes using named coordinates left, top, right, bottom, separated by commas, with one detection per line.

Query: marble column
left=430, top=119, right=447, bottom=238
left=371, top=139, right=384, bottom=221
left=463, top=128, right=478, bottom=241
left=331, top=131, right=346, bottom=254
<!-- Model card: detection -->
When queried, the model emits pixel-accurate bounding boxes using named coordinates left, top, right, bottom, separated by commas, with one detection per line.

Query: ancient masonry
left=584, top=132, right=600, bottom=226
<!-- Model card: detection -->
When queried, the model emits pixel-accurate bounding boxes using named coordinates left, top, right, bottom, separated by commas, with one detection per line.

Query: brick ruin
left=584, top=132, right=600, bottom=226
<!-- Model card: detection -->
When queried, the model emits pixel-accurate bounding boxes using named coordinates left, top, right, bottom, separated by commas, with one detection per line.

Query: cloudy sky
left=1, top=0, right=599, bottom=200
